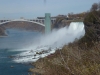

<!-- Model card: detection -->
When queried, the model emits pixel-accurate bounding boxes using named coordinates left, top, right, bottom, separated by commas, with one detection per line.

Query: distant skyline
left=0, top=0, right=99, bottom=19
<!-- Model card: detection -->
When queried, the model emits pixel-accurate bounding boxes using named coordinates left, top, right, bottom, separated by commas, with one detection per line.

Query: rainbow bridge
left=0, top=13, right=55, bottom=33
left=0, top=18, right=56, bottom=26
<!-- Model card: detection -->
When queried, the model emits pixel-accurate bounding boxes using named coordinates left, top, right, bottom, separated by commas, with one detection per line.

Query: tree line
left=90, top=2, right=100, bottom=11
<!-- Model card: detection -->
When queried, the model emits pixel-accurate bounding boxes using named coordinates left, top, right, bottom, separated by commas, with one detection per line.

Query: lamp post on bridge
left=45, top=13, right=51, bottom=34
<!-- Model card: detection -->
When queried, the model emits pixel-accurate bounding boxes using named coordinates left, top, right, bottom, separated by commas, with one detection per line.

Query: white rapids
left=13, top=22, right=85, bottom=63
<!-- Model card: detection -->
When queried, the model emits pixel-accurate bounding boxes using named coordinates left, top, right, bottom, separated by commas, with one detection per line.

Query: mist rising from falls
left=27, top=22, right=85, bottom=49
left=13, top=22, right=85, bottom=63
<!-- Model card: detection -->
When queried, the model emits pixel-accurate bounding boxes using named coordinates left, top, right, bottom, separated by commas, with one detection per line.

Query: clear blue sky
left=0, top=0, right=99, bottom=19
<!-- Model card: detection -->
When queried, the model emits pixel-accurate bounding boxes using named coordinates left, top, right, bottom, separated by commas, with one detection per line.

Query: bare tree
left=90, top=3, right=98, bottom=11
left=98, top=2, right=100, bottom=11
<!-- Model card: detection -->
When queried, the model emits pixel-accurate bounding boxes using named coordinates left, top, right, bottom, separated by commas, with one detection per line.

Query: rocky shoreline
left=0, top=27, right=6, bottom=36
left=29, top=42, right=100, bottom=75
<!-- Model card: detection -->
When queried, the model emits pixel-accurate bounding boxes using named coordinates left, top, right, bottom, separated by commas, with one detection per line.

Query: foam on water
left=13, top=22, right=85, bottom=63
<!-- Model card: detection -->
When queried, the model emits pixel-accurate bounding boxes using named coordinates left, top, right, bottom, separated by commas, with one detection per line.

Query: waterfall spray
left=13, top=22, right=85, bottom=63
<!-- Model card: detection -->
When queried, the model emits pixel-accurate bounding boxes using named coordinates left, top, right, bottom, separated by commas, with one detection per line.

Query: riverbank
left=0, top=27, right=6, bottom=36
left=0, top=34, right=7, bottom=37
left=29, top=42, right=100, bottom=75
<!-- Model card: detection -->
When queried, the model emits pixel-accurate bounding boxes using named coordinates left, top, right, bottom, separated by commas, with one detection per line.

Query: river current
left=0, top=29, right=42, bottom=75
left=0, top=22, right=85, bottom=75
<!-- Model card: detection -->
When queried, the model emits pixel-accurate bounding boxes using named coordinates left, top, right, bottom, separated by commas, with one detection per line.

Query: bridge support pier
left=45, top=13, right=51, bottom=34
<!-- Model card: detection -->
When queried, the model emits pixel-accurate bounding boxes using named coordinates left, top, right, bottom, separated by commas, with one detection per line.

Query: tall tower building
left=45, top=13, right=51, bottom=34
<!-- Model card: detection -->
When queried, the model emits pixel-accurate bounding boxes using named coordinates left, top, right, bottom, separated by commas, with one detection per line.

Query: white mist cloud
left=13, top=22, right=85, bottom=63
left=28, top=22, right=85, bottom=49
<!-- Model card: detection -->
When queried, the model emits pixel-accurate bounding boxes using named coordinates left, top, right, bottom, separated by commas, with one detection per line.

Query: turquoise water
left=0, top=29, right=41, bottom=75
